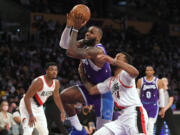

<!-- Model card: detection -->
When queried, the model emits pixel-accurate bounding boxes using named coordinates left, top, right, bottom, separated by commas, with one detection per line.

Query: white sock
left=69, top=114, right=83, bottom=131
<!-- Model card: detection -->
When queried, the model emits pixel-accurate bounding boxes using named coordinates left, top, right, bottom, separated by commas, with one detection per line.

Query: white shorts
left=95, top=106, right=148, bottom=135
left=19, top=98, right=48, bottom=135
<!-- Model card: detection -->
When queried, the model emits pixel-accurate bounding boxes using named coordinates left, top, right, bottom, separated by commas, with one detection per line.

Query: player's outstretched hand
left=60, top=112, right=66, bottom=122
left=73, top=13, right=87, bottom=30
left=28, top=115, right=36, bottom=127
left=66, top=12, right=74, bottom=27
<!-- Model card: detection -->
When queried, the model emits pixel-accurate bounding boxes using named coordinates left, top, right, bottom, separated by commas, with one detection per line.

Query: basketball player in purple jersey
left=136, top=66, right=165, bottom=135
left=59, top=13, right=114, bottom=135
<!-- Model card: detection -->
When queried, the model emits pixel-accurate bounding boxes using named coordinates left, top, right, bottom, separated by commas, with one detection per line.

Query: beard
left=83, top=38, right=96, bottom=46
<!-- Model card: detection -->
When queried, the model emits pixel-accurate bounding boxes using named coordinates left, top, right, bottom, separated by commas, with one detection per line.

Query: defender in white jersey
left=79, top=52, right=148, bottom=135
left=19, top=62, right=65, bottom=135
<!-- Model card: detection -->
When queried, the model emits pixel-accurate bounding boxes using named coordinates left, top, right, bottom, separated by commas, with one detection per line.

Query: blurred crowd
left=14, top=0, right=180, bottom=23
left=126, top=0, right=180, bottom=23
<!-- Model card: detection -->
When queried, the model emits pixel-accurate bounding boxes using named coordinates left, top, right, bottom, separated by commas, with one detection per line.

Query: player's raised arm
left=66, top=13, right=105, bottom=61
left=59, top=13, right=73, bottom=49
left=53, top=80, right=66, bottom=122
left=59, top=12, right=84, bottom=49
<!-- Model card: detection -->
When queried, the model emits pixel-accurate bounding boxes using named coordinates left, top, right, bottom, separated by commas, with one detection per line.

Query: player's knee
left=60, top=90, right=69, bottom=102
left=60, top=87, right=80, bottom=103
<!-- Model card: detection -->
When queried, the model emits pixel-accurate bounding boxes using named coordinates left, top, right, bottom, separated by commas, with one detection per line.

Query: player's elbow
left=131, top=69, right=139, bottom=78
left=66, top=48, right=73, bottom=57
left=59, top=40, right=63, bottom=48
left=59, top=39, right=68, bottom=49
left=24, top=95, right=30, bottom=103
left=134, top=70, right=139, bottom=77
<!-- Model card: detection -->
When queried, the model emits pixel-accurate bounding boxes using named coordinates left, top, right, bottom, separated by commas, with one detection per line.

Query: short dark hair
left=121, top=52, right=133, bottom=64
left=145, top=65, right=155, bottom=71
left=45, top=62, right=57, bottom=70
left=93, top=26, right=103, bottom=37
left=146, top=65, right=154, bottom=69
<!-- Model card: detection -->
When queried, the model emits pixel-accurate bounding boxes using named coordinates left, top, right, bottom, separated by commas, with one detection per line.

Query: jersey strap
left=33, top=93, right=43, bottom=106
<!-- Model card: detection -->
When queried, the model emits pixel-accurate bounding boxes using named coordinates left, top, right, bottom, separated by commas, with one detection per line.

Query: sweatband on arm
left=159, top=88, right=165, bottom=107
left=59, top=26, right=71, bottom=49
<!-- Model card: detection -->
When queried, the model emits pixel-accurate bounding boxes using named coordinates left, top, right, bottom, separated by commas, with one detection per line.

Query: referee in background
left=155, top=77, right=178, bottom=135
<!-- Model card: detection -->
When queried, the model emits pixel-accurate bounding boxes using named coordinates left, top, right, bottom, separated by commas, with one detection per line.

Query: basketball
left=71, top=4, right=91, bottom=22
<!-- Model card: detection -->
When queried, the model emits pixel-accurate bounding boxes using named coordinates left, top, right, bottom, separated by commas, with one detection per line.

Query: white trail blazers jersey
left=32, top=75, right=56, bottom=106
left=97, top=70, right=142, bottom=108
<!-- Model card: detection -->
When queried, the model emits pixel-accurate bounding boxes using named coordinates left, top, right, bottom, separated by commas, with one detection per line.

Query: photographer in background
left=77, top=105, right=96, bottom=135
left=155, top=77, right=178, bottom=135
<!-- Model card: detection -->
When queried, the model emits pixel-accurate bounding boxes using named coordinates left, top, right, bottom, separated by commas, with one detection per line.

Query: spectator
left=12, top=106, right=23, bottom=135
left=0, top=101, right=14, bottom=135
left=8, top=102, right=17, bottom=114
left=78, top=105, right=96, bottom=135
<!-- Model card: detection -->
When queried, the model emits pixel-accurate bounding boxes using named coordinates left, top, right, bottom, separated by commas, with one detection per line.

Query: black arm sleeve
left=167, top=89, right=174, bottom=97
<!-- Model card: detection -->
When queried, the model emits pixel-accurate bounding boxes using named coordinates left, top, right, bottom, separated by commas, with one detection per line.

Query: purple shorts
left=78, top=84, right=101, bottom=117
left=142, top=103, right=159, bottom=118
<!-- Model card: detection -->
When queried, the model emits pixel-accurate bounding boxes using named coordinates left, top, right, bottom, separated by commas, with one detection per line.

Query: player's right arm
left=66, top=13, right=97, bottom=59
left=24, top=78, right=43, bottom=126
left=59, top=13, right=84, bottom=49
left=136, top=78, right=142, bottom=96
left=59, top=13, right=72, bottom=49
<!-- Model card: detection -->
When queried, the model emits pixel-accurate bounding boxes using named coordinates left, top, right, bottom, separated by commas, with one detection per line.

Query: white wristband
left=159, top=88, right=165, bottom=107
left=72, top=28, right=79, bottom=33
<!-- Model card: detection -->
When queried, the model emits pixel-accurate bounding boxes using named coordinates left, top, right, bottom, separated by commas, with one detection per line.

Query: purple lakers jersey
left=140, top=77, right=159, bottom=104
left=82, top=44, right=111, bottom=84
